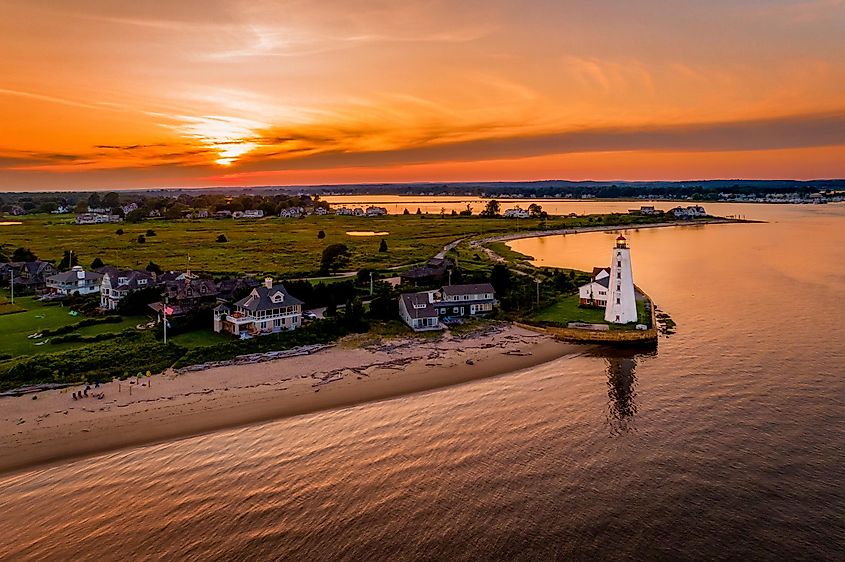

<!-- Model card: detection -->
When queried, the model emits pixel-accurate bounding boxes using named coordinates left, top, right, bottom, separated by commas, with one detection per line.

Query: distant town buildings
left=365, top=206, right=388, bottom=217
left=669, top=205, right=707, bottom=219
left=76, top=212, right=122, bottom=224
left=503, top=207, right=530, bottom=218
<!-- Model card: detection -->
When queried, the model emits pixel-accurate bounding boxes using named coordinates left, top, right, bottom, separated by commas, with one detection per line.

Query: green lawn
left=531, top=293, right=649, bottom=329
left=0, top=296, right=145, bottom=357
left=169, top=330, right=229, bottom=349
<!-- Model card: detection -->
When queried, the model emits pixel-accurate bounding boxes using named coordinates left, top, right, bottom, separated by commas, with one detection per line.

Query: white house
left=279, top=207, right=304, bottom=218
left=335, top=207, right=353, bottom=216
left=670, top=205, right=707, bottom=218
left=365, top=206, right=388, bottom=217
left=604, top=236, right=637, bottom=324
left=76, top=213, right=121, bottom=225
left=242, top=209, right=264, bottom=219
left=46, top=266, right=103, bottom=296
left=578, top=267, right=611, bottom=307
left=353, top=207, right=365, bottom=217
left=503, top=207, right=530, bottom=218
left=213, top=278, right=303, bottom=337
left=99, top=268, right=154, bottom=310
left=399, top=292, right=442, bottom=332
left=314, top=207, right=328, bottom=215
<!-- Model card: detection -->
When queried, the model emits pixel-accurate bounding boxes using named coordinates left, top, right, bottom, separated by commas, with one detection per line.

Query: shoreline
left=470, top=217, right=752, bottom=246
left=0, top=324, right=586, bottom=476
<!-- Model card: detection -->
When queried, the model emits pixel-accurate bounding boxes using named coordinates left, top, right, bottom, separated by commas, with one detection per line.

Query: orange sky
left=1, top=0, right=844, bottom=190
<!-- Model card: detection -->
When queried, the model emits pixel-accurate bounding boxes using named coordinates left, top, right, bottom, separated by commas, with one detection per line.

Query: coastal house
left=335, top=207, right=353, bottom=216
left=578, top=267, right=611, bottom=307
left=400, top=257, right=454, bottom=287
left=399, top=292, right=442, bottom=332
left=0, top=260, right=57, bottom=293
left=99, top=268, right=154, bottom=310
left=76, top=212, right=121, bottom=225
left=399, top=282, right=497, bottom=331
left=279, top=206, right=304, bottom=218
left=121, top=202, right=139, bottom=214
left=365, top=206, right=388, bottom=217
left=629, top=205, right=659, bottom=215
left=215, top=276, right=260, bottom=302
left=242, top=209, right=264, bottom=219
left=314, top=207, right=328, bottom=215
left=213, top=278, right=303, bottom=337
left=433, top=283, right=497, bottom=317
left=353, top=207, right=365, bottom=217
left=46, top=266, right=103, bottom=296
left=669, top=205, right=707, bottom=219
left=8, top=205, right=26, bottom=216
left=149, top=276, right=218, bottom=317
left=503, top=207, right=530, bottom=218
left=213, top=210, right=232, bottom=219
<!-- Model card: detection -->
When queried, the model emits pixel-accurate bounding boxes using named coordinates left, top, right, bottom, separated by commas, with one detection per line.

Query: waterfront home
left=279, top=206, right=304, bottom=218
left=629, top=205, right=660, bottom=215
left=399, top=282, right=497, bottom=331
left=365, top=206, right=388, bottom=217
left=213, top=278, right=303, bottom=337
left=400, top=257, right=454, bottom=287
left=433, top=283, right=497, bottom=316
left=9, top=206, right=26, bottom=216
left=75, top=212, right=122, bottom=225
left=0, top=260, right=57, bottom=293
left=213, top=210, right=232, bottom=219
left=98, top=268, right=154, bottom=310
left=46, top=266, right=103, bottom=296
left=149, top=276, right=218, bottom=317
left=216, top=276, right=260, bottom=302
left=503, top=207, right=530, bottom=218
left=314, top=207, right=328, bottom=215
left=399, top=292, right=442, bottom=332
left=578, top=267, right=611, bottom=307
left=669, top=205, right=707, bottom=218
left=121, top=202, right=139, bottom=214
left=335, top=207, right=353, bottom=215
left=243, top=209, right=264, bottom=219
left=353, top=207, right=365, bottom=217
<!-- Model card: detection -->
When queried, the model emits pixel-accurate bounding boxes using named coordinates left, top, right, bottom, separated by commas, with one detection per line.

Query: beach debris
left=175, top=344, right=334, bottom=373
left=466, top=359, right=474, bottom=365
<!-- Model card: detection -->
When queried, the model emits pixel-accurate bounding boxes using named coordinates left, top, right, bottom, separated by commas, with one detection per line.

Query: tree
left=403, top=208, right=410, bottom=215
left=490, top=264, right=512, bottom=294
left=87, top=193, right=101, bottom=209
left=116, top=228, right=124, bottom=235
left=317, top=230, right=326, bottom=239
left=481, top=199, right=501, bottom=217
left=528, top=203, right=546, bottom=218
left=415, top=207, right=422, bottom=215
left=145, top=261, right=162, bottom=275
left=102, top=192, right=120, bottom=208
left=451, top=209, right=457, bottom=216
left=146, top=229, right=156, bottom=237
left=320, top=243, right=350, bottom=273
left=379, top=239, right=388, bottom=252
left=74, top=200, right=87, bottom=214
left=90, top=257, right=105, bottom=269
left=11, top=247, right=38, bottom=262
left=137, top=235, right=146, bottom=244
left=125, top=209, right=146, bottom=223
left=459, top=204, right=473, bottom=216
left=216, top=233, right=228, bottom=243
left=58, top=250, right=78, bottom=270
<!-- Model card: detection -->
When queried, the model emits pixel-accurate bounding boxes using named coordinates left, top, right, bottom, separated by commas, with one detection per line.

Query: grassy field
left=0, top=212, right=677, bottom=277
left=0, top=296, right=146, bottom=357
left=531, top=294, right=648, bottom=329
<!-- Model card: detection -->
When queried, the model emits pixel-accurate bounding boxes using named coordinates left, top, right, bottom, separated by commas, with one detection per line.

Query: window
left=616, top=298, right=620, bottom=304
left=617, top=272, right=621, bottom=279
left=617, top=261, right=621, bottom=267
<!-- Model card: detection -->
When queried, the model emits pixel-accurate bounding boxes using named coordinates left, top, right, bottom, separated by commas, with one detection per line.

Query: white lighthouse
left=604, top=235, right=638, bottom=324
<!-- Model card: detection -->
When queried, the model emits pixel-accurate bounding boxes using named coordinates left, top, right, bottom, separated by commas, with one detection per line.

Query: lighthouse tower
left=604, top=235, right=638, bottom=324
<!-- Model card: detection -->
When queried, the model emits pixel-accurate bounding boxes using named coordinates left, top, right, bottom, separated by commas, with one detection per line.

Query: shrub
left=137, top=235, right=146, bottom=244
left=116, top=228, right=124, bottom=235
left=91, top=257, right=104, bottom=269
left=216, top=233, right=228, bottom=243
left=146, top=229, right=156, bottom=237
left=379, top=239, right=388, bottom=252
left=317, top=230, right=326, bottom=239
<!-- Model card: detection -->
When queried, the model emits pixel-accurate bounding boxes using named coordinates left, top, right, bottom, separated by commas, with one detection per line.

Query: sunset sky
left=1, top=0, right=844, bottom=190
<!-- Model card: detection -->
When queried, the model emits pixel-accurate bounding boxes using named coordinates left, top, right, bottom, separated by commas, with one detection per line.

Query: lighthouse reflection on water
left=590, top=347, right=656, bottom=435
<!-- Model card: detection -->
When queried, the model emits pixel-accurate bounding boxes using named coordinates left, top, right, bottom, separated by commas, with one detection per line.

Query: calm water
left=1, top=203, right=844, bottom=561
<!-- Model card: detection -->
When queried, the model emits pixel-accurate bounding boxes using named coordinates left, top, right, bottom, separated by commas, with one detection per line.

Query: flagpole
left=163, top=297, right=168, bottom=344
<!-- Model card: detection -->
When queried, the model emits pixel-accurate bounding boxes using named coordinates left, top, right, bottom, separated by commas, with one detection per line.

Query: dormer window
left=187, top=288, right=193, bottom=296
left=271, top=292, right=284, bottom=303
left=200, top=285, right=207, bottom=294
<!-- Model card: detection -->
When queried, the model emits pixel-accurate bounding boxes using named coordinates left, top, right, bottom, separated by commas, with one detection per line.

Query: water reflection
left=590, top=347, right=655, bottom=435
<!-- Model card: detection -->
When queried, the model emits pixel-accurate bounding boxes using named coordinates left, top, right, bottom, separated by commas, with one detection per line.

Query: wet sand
left=0, top=324, right=585, bottom=475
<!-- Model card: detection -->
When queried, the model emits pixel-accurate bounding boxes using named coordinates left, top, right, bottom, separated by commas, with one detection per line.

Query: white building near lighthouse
left=604, top=235, right=638, bottom=324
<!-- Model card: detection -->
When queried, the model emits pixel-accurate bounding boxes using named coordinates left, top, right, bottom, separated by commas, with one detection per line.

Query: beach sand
left=0, top=324, right=585, bottom=475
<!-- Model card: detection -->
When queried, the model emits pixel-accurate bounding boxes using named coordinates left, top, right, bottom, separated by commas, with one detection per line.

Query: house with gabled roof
left=46, top=266, right=103, bottom=296
left=213, top=277, right=303, bottom=337
left=578, top=267, right=611, bottom=307
left=98, top=267, right=155, bottom=310
left=433, top=282, right=496, bottom=316
left=399, top=292, right=442, bottom=332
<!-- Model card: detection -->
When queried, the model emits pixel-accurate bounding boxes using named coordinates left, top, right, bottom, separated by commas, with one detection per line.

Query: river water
left=1, top=203, right=843, bottom=561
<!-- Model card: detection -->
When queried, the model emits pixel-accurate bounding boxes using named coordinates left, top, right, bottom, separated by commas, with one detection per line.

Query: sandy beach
left=0, top=323, right=584, bottom=475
